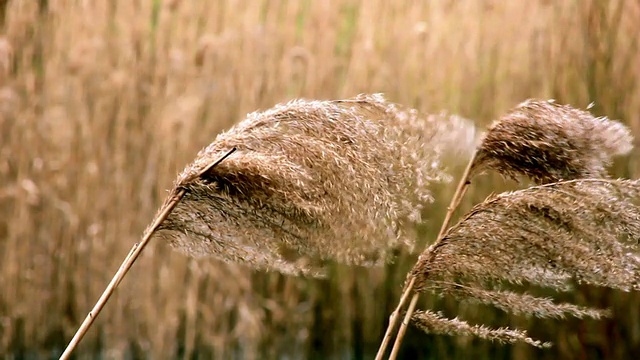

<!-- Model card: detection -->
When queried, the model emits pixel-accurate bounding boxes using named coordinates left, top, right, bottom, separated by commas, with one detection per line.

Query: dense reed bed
left=1, top=1, right=639, bottom=358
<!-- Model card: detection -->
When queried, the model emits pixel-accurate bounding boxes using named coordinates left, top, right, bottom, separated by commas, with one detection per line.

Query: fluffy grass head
left=409, top=179, right=640, bottom=346
left=412, top=179, right=640, bottom=291
left=470, top=99, right=633, bottom=184
left=411, top=310, right=551, bottom=349
left=153, top=94, right=476, bottom=275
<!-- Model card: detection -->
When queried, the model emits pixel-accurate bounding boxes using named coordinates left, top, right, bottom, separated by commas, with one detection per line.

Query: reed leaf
left=153, top=94, right=476, bottom=275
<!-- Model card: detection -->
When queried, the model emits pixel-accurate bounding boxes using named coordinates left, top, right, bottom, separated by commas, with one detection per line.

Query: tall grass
left=1, top=0, right=639, bottom=358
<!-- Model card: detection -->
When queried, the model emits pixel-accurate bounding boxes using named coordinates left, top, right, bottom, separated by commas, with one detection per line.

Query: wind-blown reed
left=413, top=179, right=640, bottom=292
left=379, top=99, right=636, bottom=357
left=409, top=179, right=640, bottom=346
left=470, top=99, right=633, bottom=184
left=154, top=94, right=476, bottom=275
left=411, top=310, right=551, bottom=348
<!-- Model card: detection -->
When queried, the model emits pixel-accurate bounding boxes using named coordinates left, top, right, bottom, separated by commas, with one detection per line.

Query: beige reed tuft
left=411, top=310, right=551, bottom=348
left=411, top=179, right=640, bottom=337
left=404, top=179, right=640, bottom=348
left=412, top=179, right=640, bottom=293
left=379, top=99, right=636, bottom=359
left=155, top=93, right=476, bottom=275
left=470, top=99, right=633, bottom=184
left=62, top=94, right=475, bottom=358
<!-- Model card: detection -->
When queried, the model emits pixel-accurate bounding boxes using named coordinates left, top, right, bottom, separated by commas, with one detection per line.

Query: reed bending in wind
left=377, top=99, right=637, bottom=360
left=61, top=94, right=476, bottom=358
left=156, top=94, right=475, bottom=275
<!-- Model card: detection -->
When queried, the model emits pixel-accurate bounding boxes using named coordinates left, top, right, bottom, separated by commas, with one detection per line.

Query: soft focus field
left=1, top=1, right=640, bottom=359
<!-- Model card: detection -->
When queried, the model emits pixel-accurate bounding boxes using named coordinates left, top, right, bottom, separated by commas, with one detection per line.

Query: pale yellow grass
left=0, top=0, right=639, bottom=358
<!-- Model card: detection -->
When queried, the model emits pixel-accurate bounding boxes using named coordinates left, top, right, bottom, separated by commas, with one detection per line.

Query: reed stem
left=388, top=293, right=420, bottom=360
left=374, top=277, right=415, bottom=360
left=59, top=148, right=236, bottom=359
left=375, top=150, right=477, bottom=359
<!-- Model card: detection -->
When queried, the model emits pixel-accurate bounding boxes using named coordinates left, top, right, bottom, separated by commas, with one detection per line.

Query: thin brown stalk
left=388, top=293, right=420, bottom=360
left=376, top=151, right=477, bottom=359
left=374, top=277, right=415, bottom=360
left=60, top=148, right=236, bottom=359
left=434, top=151, right=477, bottom=242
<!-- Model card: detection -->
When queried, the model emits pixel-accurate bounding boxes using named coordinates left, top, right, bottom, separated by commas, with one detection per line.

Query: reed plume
left=62, top=94, right=475, bottom=357
left=411, top=310, right=551, bottom=348
left=470, top=99, right=633, bottom=184
left=155, top=94, right=476, bottom=275
left=379, top=99, right=635, bottom=359
left=413, top=178, right=640, bottom=290
left=408, top=178, right=640, bottom=345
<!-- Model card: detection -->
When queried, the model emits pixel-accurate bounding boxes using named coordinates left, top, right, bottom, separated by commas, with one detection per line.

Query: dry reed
left=376, top=99, right=633, bottom=360
left=411, top=310, right=550, bottom=348
left=471, top=99, right=633, bottom=184
left=412, top=179, right=640, bottom=292
left=382, top=99, right=636, bottom=357
left=155, top=94, right=476, bottom=275
left=61, top=94, right=475, bottom=356
left=3, top=1, right=640, bottom=358
left=409, top=178, right=640, bottom=346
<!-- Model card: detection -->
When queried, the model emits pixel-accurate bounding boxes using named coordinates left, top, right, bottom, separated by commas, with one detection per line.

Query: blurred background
left=1, top=0, right=639, bottom=359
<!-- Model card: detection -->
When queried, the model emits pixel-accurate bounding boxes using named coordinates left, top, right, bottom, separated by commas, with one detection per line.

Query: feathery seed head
left=412, top=179, right=640, bottom=291
left=408, top=179, right=640, bottom=347
left=405, top=99, right=635, bottom=348
left=427, top=283, right=609, bottom=320
left=411, top=310, right=551, bottom=348
left=153, top=94, right=476, bottom=275
left=470, top=99, right=633, bottom=184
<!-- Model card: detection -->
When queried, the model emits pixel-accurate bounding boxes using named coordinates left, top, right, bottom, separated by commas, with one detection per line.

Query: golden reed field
left=1, top=1, right=640, bottom=359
